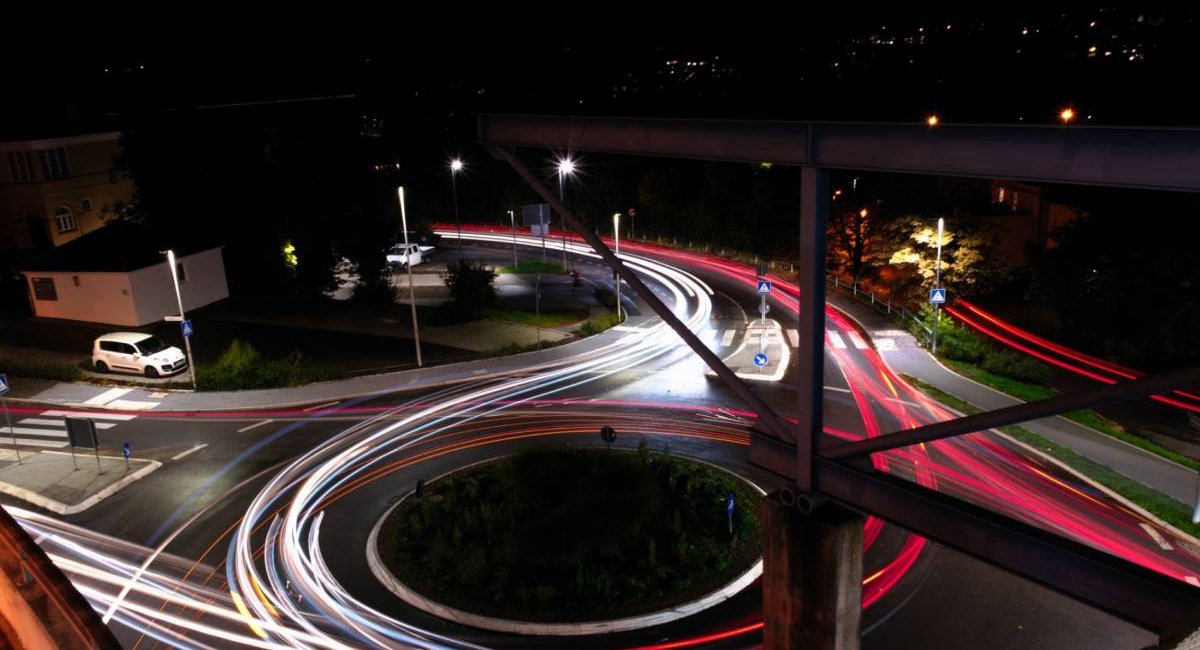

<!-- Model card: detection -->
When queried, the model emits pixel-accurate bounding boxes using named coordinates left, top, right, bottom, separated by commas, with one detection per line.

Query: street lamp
left=399, top=186, right=423, bottom=367
left=613, top=212, right=622, bottom=323
left=450, top=158, right=464, bottom=252
left=165, top=249, right=197, bottom=389
left=557, top=157, right=575, bottom=270
left=931, top=217, right=945, bottom=354
left=508, top=209, right=518, bottom=268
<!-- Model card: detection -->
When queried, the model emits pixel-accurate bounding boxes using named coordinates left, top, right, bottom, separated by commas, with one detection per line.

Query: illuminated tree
left=885, top=216, right=1010, bottom=301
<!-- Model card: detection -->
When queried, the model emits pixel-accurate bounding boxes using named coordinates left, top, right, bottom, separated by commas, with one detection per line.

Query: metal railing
left=828, top=274, right=933, bottom=340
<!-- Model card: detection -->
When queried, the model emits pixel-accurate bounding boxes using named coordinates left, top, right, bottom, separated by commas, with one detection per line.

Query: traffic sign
left=122, top=442, right=131, bottom=460
left=930, top=288, right=947, bottom=304
left=726, top=492, right=735, bottom=517
left=757, top=280, right=772, bottom=294
left=0, top=373, right=8, bottom=396
left=181, top=320, right=194, bottom=337
left=753, top=352, right=768, bottom=367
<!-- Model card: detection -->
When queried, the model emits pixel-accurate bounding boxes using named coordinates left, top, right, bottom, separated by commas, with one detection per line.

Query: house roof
left=21, top=221, right=221, bottom=273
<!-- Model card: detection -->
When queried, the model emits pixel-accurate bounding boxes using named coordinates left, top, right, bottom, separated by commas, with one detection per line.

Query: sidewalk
left=829, top=294, right=1200, bottom=504
left=0, top=449, right=159, bottom=515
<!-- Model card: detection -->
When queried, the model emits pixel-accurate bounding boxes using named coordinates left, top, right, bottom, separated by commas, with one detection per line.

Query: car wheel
left=95, top=360, right=108, bottom=374
left=144, top=366, right=159, bottom=378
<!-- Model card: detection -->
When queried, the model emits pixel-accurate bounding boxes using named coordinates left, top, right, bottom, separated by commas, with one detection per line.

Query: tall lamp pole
left=557, top=157, right=575, bottom=270
left=508, top=209, right=518, bottom=268
left=165, top=250, right=197, bottom=389
left=931, top=217, right=945, bottom=354
left=613, top=212, right=622, bottom=323
left=450, top=159, right=464, bottom=252
left=399, top=187, right=423, bottom=367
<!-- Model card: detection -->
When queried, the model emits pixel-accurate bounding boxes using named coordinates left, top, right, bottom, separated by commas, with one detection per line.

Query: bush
left=196, top=340, right=341, bottom=390
left=577, top=311, right=624, bottom=336
left=594, top=287, right=619, bottom=309
left=0, top=357, right=83, bottom=383
left=442, top=260, right=497, bottom=320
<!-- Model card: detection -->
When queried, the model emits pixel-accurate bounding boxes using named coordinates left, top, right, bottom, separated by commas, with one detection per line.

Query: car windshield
left=135, top=336, right=169, bottom=355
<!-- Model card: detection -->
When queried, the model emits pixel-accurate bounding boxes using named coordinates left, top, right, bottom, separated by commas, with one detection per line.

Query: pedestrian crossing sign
left=757, top=280, right=772, bottom=294
left=0, top=373, right=8, bottom=396
left=930, top=288, right=947, bottom=304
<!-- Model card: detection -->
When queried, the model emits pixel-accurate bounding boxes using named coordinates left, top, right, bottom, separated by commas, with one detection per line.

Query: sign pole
left=1, top=396, right=17, bottom=465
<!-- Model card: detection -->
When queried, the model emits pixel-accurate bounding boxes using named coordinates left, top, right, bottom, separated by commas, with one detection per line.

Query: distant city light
left=1060, top=108, right=1076, bottom=123
left=926, top=114, right=940, bottom=127
left=450, top=159, right=464, bottom=172
left=860, top=208, right=869, bottom=218
left=557, top=157, right=576, bottom=176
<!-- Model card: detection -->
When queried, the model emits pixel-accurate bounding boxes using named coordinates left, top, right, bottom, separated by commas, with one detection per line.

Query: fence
left=827, top=275, right=933, bottom=342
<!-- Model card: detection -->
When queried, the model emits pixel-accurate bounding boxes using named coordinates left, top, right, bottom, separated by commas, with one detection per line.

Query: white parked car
left=386, top=244, right=425, bottom=269
left=93, top=332, right=187, bottom=378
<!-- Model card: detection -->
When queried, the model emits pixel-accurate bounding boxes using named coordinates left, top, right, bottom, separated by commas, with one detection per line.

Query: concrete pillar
left=796, top=165, right=828, bottom=491
left=762, top=491, right=864, bottom=650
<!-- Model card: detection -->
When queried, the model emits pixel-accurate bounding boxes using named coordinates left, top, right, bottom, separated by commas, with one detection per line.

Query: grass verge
left=942, top=359, right=1200, bottom=470
left=902, top=374, right=1200, bottom=539
left=481, top=307, right=589, bottom=328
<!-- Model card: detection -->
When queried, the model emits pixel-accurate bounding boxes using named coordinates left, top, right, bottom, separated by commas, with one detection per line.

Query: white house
left=20, top=221, right=229, bottom=326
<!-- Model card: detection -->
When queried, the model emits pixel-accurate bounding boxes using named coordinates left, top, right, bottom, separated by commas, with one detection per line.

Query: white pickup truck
left=386, top=243, right=437, bottom=269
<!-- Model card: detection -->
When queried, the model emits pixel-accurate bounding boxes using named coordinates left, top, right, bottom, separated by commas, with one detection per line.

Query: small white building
left=20, top=221, right=229, bottom=326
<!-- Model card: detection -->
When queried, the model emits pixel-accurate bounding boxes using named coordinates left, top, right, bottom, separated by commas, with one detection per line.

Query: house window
left=72, top=275, right=81, bottom=287
left=81, top=198, right=94, bottom=212
left=7, top=151, right=34, bottom=182
left=31, top=277, right=57, bottom=301
left=997, top=187, right=1006, bottom=203
left=55, top=205, right=77, bottom=233
left=38, top=147, right=69, bottom=180
left=176, top=262, right=189, bottom=283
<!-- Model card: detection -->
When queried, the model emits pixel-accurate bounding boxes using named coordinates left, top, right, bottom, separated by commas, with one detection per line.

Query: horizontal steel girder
left=750, top=428, right=1200, bottom=634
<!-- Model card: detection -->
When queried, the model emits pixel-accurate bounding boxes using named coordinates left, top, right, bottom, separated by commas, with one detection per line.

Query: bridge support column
left=763, top=491, right=863, bottom=650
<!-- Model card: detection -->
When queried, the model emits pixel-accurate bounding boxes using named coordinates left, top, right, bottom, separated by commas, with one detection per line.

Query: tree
left=442, top=259, right=497, bottom=320
left=884, top=215, right=1011, bottom=302
left=827, top=206, right=878, bottom=284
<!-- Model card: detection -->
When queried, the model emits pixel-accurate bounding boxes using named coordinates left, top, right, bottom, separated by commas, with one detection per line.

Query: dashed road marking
left=848, top=331, right=870, bottom=349
left=786, top=329, right=799, bottom=347
left=720, top=329, right=736, bottom=347
left=237, top=420, right=274, bottom=434
left=826, top=331, right=847, bottom=349
left=302, top=401, right=340, bottom=412
left=171, top=443, right=209, bottom=461
left=1140, top=522, right=1174, bottom=551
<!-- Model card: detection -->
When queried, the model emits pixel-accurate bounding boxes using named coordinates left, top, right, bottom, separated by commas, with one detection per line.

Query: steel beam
left=823, top=365, right=1200, bottom=460
left=750, top=428, right=1200, bottom=634
left=479, top=114, right=1200, bottom=193
left=484, top=144, right=796, bottom=443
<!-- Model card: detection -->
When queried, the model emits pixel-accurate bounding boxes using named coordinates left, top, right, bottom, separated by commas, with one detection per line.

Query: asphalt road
left=2, top=237, right=1170, bottom=649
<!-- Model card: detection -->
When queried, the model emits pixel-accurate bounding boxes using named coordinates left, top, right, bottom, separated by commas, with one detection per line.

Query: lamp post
left=557, top=157, right=575, bottom=270
left=399, top=186, right=423, bottom=367
left=165, top=249, right=197, bottom=389
left=931, top=217, right=945, bottom=354
left=613, top=212, right=622, bottom=323
left=508, top=209, right=518, bottom=268
left=450, top=159, right=464, bottom=253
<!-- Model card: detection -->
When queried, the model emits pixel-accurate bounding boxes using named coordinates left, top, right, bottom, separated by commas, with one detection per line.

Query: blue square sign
left=0, top=372, right=9, bottom=396
left=757, top=280, right=772, bottom=294
left=929, top=288, right=947, bottom=304
left=181, top=320, right=194, bottom=338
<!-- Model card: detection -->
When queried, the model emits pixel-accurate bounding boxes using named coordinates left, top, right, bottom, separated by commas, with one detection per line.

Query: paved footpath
left=830, top=294, right=1200, bottom=505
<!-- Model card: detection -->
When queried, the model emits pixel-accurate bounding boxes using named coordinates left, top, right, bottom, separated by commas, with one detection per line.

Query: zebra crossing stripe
left=826, top=331, right=847, bottom=348
left=39, top=410, right=136, bottom=421
left=786, top=329, right=799, bottom=347
left=848, top=331, right=870, bottom=349
left=720, top=329, right=736, bottom=347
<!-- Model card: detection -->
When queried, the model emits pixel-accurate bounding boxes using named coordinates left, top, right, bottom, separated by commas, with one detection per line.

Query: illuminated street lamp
left=926, top=114, right=940, bottom=127
left=557, top=157, right=576, bottom=270
left=164, top=250, right=197, bottom=389
left=398, top=187, right=423, bottom=367
left=613, top=212, right=622, bottom=322
left=450, top=159, right=464, bottom=252
left=507, top=209, right=518, bottom=268
left=931, top=217, right=945, bottom=354
left=1059, top=107, right=1075, bottom=124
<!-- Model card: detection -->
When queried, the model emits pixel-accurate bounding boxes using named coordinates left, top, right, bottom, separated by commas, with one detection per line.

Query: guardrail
left=827, top=275, right=933, bottom=340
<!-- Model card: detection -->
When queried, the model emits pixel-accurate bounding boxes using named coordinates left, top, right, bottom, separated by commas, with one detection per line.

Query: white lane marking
left=875, top=338, right=897, bottom=351
left=17, top=418, right=65, bottom=427
left=1, top=426, right=68, bottom=437
left=148, top=392, right=169, bottom=398
left=1186, top=576, right=1200, bottom=587
left=874, top=330, right=909, bottom=337
left=786, top=329, right=799, bottom=347
left=83, top=387, right=133, bottom=406
left=720, top=329, right=736, bottom=347
left=701, top=329, right=718, bottom=345
left=1, top=437, right=68, bottom=448
left=848, top=331, right=870, bottom=349
left=1140, top=523, right=1174, bottom=551
left=40, top=410, right=137, bottom=421
left=171, top=443, right=209, bottom=461
left=826, top=331, right=847, bottom=349
left=471, top=369, right=488, bottom=376
left=237, top=419, right=275, bottom=434
left=302, top=401, right=340, bottom=412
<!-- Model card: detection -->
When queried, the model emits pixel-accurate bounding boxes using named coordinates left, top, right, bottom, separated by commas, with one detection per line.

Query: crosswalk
left=1, top=410, right=137, bottom=449
left=704, top=326, right=894, bottom=351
